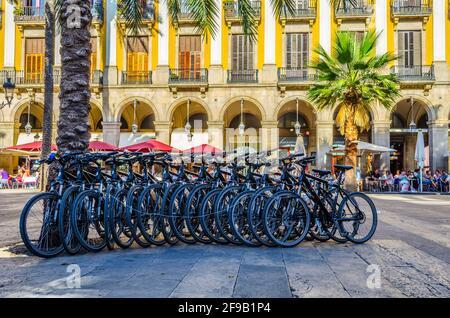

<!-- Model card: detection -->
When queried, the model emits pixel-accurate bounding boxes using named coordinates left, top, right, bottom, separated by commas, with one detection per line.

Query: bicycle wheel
left=110, top=188, right=134, bottom=248
left=169, top=184, right=196, bottom=244
left=58, top=185, right=83, bottom=255
left=71, top=189, right=107, bottom=253
left=263, top=192, right=310, bottom=247
left=337, top=192, right=377, bottom=244
left=248, top=187, right=277, bottom=247
left=184, top=184, right=212, bottom=244
left=229, top=190, right=261, bottom=247
left=125, top=185, right=150, bottom=248
left=136, top=184, right=165, bottom=246
left=214, top=186, right=242, bottom=245
left=160, top=184, right=180, bottom=245
left=103, top=184, right=118, bottom=250
left=199, top=189, right=228, bottom=244
left=20, top=192, right=64, bottom=258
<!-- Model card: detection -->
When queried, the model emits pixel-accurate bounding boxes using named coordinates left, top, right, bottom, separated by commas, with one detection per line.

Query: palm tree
left=307, top=31, right=400, bottom=191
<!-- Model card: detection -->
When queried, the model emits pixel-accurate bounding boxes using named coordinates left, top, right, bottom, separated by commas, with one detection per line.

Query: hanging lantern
left=185, top=99, right=192, bottom=138
left=25, top=100, right=32, bottom=136
left=294, top=97, right=301, bottom=136
left=239, top=98, right=245, bottom=136
left=409, top=97, right=416, bottom=131
left=131, top=100, right=138, bottom=134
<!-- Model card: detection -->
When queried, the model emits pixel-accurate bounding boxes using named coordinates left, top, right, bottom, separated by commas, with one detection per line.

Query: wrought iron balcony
left=121, top=71, right=152, bottom=85
left=224, top=0, right=261, bottom=23
left=335, top=0, right=373, bottom=18
left=14, top=4, right=45, bottom=25
left=391, top=65, right=435, bottom=82
left=227, top=70, right=258, bottom=83
left=278, top=67, right=316, bottom=83
left=169, top=68, right=208, bottom=84
left=391, top=0, right=432, bottom=18
left=14, top=70, right=44, bottom=85
left=177, top=0, right=195, bottom=22
left=282, top=0, right=317, bottom=21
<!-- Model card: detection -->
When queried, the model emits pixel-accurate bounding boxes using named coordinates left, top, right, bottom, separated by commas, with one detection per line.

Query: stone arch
left=114, top=96, right=160, bottom=122
left=167, top=96, right=212, bottom=124
left=391, top=95, right=435, bottom=122
left=275, top=97, right=317, bottom=128
left=219, top=96, right=267, bottom=123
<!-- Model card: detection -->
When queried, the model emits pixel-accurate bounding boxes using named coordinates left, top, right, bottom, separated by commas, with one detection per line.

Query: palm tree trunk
left=56, top=0, right=92, bottom=153
left=40, top=2, right=55, bottom=191
left=344, top=105, right=359, bottom=192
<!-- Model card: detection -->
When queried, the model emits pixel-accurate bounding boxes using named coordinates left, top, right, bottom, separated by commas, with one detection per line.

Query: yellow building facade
left=0, top=0, right=449, bottom=173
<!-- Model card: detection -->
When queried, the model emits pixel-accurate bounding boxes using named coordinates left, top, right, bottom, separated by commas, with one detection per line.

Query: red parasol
left=183, top=144, right=223, bottom=155
left=6, top=141, right=57, bottom=152
left=122, top=140, right=179, bottom=153
left=88, top=141, right=119, bottom=152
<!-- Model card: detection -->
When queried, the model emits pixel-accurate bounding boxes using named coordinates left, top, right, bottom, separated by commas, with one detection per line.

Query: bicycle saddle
left=334, top=165, right=353, bottom=171
left=312, top=169, right=331, bottom=176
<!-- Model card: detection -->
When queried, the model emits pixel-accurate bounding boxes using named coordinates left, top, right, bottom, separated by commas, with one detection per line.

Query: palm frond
left=270, top=0, right=296, bottom=19
left=237, top=0, right=259, bottom=41
left=187, top=0, right=220, bottom=38
left=118, top=0, right=148, bottom=34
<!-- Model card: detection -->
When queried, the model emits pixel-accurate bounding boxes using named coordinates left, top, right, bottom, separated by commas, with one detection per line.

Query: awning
left=332, top=141, right=396, bottom=153
left=122, top=139, right=178, bottom=153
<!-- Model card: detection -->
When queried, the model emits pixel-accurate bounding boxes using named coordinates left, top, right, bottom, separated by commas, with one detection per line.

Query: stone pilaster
left=260, top=121, right=279, bottom=152
left=207, top=121, right=225, bottom=150
left=154, top=121, right=172, bottom=145
left=315, top=121, right=334, bottom=169
left=428, top=121, right=449, bottom=171
left=101, top=121, right=121, bottom=146
left=371, top=120, right=391, bottom=171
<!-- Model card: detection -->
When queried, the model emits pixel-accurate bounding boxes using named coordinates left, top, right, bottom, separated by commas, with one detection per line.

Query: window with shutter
left=398, top=30, right=421, bottom=68
left=25, top=38, right=44, bottom=83
left=178, top=35, right=201, bottom=79
left=126, top=36, right=149, bottom=82
left=231, top=34, right=254, bottom=72
left=286, top=33, right=308, bottom=77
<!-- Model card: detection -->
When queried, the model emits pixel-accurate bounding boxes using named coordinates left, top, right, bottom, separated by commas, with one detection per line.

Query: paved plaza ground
left=0, top=190, right=449, bottom=298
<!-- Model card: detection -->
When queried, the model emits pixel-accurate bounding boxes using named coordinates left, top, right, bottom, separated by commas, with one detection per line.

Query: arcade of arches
left=0, top=95, right=449, bottom=175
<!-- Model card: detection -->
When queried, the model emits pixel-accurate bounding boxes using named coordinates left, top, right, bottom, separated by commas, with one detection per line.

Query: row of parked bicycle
left=19, top=150, right=378, bottom=258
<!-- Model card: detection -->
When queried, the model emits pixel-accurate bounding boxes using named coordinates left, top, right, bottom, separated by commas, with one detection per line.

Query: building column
left=105, top=0, right=118, bottom=85
left=315, top=121, right=334, bottom=169
left=0, top=122, right=16, bottom=148
left=101, top=121, right=121, bottom=146
left=153, top=2, right=170, bottom=84
left=319, top=0, right=331, bottom=54
left=3, top=1, right=15, bottom=70
left=260, top=121, right=279, bottom=152
left=261, top=0, right=277, bottom=83
left=207, top=121, right=224, bottom=150
left=433, top=0, right=449, bottom=82
left=154, top=121, right=172, bottom=145
left=428, top=121, right=449, bottom=171
left=371, top=120, right=391, bottom=171
left=375, top=0, right=388, bottom=55
left=208, top=0, right=224, bottom=84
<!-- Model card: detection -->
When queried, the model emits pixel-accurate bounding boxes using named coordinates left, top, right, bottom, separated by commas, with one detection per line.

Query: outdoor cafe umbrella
left=6, top=141, right=57, bottom=152
left=122, top=139, right=179, bottom=153
left=183, top=144, right=223, bottom=155
left=88, top=141, right=119, bottom=152
left=414, top=130, right=425, bottom=192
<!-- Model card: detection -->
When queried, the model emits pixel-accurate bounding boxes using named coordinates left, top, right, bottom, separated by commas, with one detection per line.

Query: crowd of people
left=365, top=168, right=450, bottom=192
left=0, top=164, right=39, bottom=189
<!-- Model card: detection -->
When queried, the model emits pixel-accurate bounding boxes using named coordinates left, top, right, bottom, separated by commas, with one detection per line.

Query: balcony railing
left=14, top=5, right=45, bottom=23
left=391, top=0, right=432, bottom=17
left=278, top=67, right=316, bottom=82
left=335, top=0, right=373, bottom=17
left=224, top=1, right=261, bottom=21
left=227, top=70, right=258, bottom=83
left=282, top=0, right=317, bottom=20
left=169, top=68, right=208, bottom=84
left=0, top=69, right=103, bottom=87
left=391, top=65, right=435, bottom=81
left=121, top=71, right=152, bottom=85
